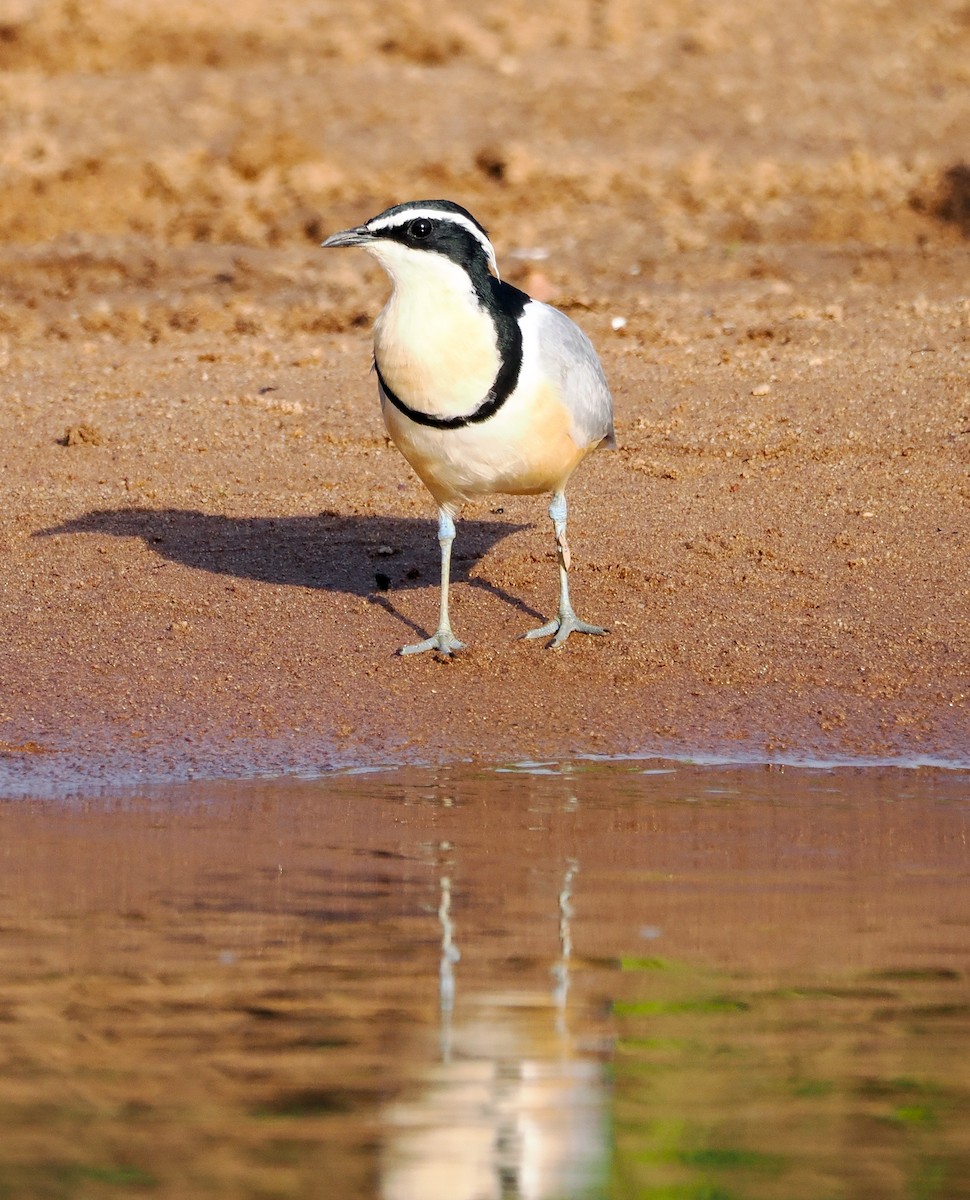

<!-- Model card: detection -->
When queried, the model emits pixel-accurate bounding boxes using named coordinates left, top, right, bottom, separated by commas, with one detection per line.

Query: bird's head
left=322, top=199, right=501, bottom=296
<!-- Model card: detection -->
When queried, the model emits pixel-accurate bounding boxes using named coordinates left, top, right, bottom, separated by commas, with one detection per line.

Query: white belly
left=381, top=379, right=590, bottom=510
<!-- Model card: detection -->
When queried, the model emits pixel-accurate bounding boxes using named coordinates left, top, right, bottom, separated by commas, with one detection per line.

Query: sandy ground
left=1, top=0, right=968, bottom=788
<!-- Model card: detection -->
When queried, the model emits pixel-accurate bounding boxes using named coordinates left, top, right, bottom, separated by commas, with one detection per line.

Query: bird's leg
left=524, top=491, right=608, bottom=648
left=400, top=507, right=465, bottom=656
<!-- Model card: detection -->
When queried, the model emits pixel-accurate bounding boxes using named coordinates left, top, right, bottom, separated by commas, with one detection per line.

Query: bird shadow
left=35, top=506, right=543, bottom=636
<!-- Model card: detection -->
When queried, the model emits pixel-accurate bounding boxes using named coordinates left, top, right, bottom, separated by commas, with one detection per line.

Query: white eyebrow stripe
left=365, top=208, right=500, bottom=278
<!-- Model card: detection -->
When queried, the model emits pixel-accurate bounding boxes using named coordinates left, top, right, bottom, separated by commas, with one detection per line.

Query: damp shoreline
left=3, top=731, right=968, bottom=803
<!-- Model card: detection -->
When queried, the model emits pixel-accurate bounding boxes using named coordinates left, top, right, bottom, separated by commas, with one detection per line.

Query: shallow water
left=1, top=760, right=969, bottom=1199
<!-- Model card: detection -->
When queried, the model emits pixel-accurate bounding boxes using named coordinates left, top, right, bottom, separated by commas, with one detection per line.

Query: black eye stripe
left=372, top=213, right=499, bottom=300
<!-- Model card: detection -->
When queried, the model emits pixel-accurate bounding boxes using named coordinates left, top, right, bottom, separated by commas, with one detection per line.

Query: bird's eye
left=408, top=217, right=434, bottom=239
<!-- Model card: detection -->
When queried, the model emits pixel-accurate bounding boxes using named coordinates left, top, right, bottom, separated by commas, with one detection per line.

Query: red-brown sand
left=1, top=0, right=968, bottom=787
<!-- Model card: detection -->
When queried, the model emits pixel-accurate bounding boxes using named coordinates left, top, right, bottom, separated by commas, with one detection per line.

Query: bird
left=322, top=199, right=614, bottom=656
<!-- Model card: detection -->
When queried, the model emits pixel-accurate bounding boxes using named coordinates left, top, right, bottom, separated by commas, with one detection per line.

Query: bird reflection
left=553, top=859, right=578, bottom=1036
left=438, top=874, right=460, bottom=1063
left=381, top=860, right=608, bottom=1200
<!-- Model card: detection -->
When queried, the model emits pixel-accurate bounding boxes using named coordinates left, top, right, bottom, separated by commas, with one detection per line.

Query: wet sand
left=1, top=0, right=969, bottom=787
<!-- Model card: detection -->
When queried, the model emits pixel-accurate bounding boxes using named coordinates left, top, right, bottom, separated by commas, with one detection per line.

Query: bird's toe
left=524, top=613, right=608, bottom=648
left=521, top=619, right=561, bottom=641
left=399, top=630, right=465, bottom=657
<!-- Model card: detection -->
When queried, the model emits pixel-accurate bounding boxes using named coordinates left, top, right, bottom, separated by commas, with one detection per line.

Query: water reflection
left=382, top=863, right=608, bottom=1200
left=553, top=860, right=578, bottom=1029
left=0, top=761, right=968, bottom=1199
left=437, top=873, right=459, bottom=1060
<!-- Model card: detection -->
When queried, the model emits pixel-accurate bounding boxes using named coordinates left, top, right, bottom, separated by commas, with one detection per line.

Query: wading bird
left=323, top=200, right=614, bottom=655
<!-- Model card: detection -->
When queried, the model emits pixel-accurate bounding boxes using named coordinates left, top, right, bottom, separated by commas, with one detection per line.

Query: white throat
left=366, top=240, right=477, bottom=301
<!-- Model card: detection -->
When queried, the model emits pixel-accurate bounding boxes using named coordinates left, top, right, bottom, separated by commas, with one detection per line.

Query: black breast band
left=375, top=290, right=525, bottom=431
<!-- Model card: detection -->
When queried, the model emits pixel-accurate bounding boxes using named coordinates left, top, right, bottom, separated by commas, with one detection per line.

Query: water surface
left=1, top=761, right=969, bottom=1199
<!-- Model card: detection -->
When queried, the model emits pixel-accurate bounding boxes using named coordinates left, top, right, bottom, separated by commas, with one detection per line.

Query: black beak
left=321, top=225, right=372, bottom=249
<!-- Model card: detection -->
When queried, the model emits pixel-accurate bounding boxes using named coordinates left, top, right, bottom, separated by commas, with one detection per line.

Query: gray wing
left=530, top=300, right=615, bottom=450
